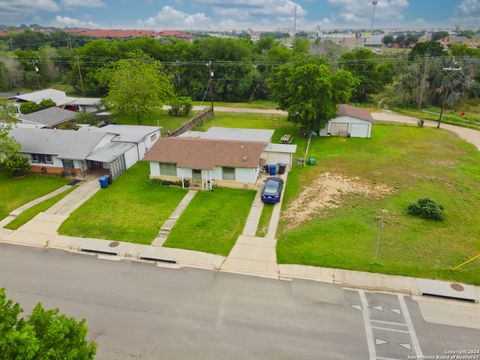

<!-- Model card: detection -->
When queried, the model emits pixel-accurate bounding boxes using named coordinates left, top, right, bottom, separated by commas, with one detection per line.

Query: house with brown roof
left=144, top=137, right=265, bottom=189
left=320, top=104, right=373, bottom=138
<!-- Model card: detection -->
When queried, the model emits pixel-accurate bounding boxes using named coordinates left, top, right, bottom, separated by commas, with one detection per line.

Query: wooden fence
left=169, top=107, right=214, bottom=137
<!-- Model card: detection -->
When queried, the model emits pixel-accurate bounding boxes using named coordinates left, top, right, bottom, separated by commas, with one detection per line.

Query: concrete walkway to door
left=152, top=190, right=197, bottom=247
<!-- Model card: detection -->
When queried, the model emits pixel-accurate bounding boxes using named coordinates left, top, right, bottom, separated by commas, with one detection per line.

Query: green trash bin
left=308, top=156, right=316, bottom=165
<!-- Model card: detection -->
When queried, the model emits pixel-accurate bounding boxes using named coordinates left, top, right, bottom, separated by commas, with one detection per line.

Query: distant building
left=63, top=28, right=196, bottom=42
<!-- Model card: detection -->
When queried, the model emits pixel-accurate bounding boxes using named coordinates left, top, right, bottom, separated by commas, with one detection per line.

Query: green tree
left=340, top=48, right=386, bottom=102
left=75, top=111, right=98, bottom=125
left=431, top=31, right=449, bottom=42
left=409, top=41, right=445, bottom=60
left=269, top=61, right=356, bottom=133
left=382, top=34, right=394, bottom=46
left=0, top=288, right=96, bottom=359
left=19, top=102, right=39, bottom=114
left=100, top=51, right=174, bottom=124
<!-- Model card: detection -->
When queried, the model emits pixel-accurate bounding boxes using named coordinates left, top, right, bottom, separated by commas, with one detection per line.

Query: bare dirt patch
left=284, top=172, right=392, bottom=229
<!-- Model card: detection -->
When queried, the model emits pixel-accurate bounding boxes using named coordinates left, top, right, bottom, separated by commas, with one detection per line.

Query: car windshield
left=264, top=181, right=279, bottom=195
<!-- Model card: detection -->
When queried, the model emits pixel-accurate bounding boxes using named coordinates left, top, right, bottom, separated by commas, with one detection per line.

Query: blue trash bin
left=269, top=164, right=277, bottom=176
left=99, top=176, right=109, bottom=189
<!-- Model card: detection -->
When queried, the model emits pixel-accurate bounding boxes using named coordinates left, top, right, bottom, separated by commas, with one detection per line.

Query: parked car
left=261, top=177, right=284, bottom=204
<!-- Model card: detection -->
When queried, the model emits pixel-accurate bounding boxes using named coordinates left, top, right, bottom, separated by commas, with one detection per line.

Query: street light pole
left=438, top=65, right=462, bottom=128
left=206, top=61, right=214, bottom=114
left=370, top=1, right=378, bottom=35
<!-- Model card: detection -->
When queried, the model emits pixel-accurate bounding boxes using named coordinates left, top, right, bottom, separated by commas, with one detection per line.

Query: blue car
left=261, top=177, right=284, bottom=204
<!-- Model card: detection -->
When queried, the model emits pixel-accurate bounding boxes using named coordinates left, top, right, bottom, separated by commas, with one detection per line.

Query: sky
left=1, top=0, right=479, bottom=31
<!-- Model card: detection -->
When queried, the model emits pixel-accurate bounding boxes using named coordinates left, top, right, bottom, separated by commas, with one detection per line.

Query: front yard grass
left=58, top=162, right=187, bottom=244
left=0, top=171, right=69, bottom=221
left=164, top=188, right=256, bottom=256
left=5, top=185, right=78, bottom=230
left=277, top=124, right=480, bottom=285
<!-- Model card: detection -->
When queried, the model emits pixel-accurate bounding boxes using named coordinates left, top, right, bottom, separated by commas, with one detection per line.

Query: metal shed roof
left=86, top=142, right=135, bottom=163
left=263, top=143, right=297, bottom=154
left=180, top=127, right=274, bottom=143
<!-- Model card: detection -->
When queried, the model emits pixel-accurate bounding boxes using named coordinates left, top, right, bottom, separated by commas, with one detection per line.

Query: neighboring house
left=11, top=89, right=76, bottom=109
left=145, top=137, right=265, bottom=190
left=11, top=89, right=102, bottom=114
left=79, top=124, right=161, bottom=159
left=180, top=127, right=298, bottom=169
left=71, top=98, right=103, bottom=113
left=320, top=104, right=373, bottom=138
left=9, top=124, right=161, bottom=178
left=17, top=107, right=76, bottom=129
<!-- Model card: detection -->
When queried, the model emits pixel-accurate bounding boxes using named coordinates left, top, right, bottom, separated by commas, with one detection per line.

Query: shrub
left=407, top=198, right=445, bottom=221
left=168, top=96, right=193, bottom=116
left=19, top=101, right=39, bottom=114
left=2, top=152, right=30, bottom=177
left=75, top=112, right=98, bottom=126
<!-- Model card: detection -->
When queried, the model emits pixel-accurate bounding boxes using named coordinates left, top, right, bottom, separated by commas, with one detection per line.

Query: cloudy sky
left=1, top=0, right=479, bottom=31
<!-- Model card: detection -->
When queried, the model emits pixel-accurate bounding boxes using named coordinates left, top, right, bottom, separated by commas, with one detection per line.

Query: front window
left=160, top=162, right=177, bottom=176
left=222, top=167, right=235, bottom=181
left=31, top=154, right=53, bottom=164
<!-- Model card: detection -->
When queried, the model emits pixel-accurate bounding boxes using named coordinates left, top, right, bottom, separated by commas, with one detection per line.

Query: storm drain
left=139, top=255, right=177, bottom=264
left=417, top=279, right=477, bottom=302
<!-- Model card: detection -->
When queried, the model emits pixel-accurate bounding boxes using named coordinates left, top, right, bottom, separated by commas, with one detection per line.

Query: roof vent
left=243, top=156, right=247, bottom=162
left=240, top=145, right=244, bottom=149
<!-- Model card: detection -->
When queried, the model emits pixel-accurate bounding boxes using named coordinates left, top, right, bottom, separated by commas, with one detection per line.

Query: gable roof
left=337, top=104, right=373, bottom=122
left=13, top=89, right=77, bottom=106
left=10, top=127, right=106, bottom=160
left=145, top=137, right=264, bottom=169
left=18, top=107, right=76, bottom=128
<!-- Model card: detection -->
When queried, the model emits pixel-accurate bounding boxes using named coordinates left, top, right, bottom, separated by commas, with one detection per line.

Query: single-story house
left=17, top=107, right=76, bottom=129
left=145, top=137, right=265, bottom=189
left=71, top=98, right=103, bottom=113
left=9, top=124, right=161, bottom=178
left=320, top=104, right=373, bottom=138
left=179, top=127, right=298, bottom=169
left=10, top=89, right=103, bottom=115
left=79, top=124, right=160, bottom=159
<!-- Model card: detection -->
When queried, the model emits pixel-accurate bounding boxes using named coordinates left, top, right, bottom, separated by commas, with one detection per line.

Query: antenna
left=370, top=1, right=378, bottom=35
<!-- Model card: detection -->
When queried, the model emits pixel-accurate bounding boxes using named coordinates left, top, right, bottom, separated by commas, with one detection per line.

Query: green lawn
left=164, top=188, right=256, bottom=256
left=277, top=124, right=480, bottom=285
left=5, top=185, right=78, bottom=230
left=0, top=171, right=69, bottom=221
left=58, top=162, right=187, bottom=244
left=256, top=204, right=275, bottom=238
left=113, top=109, right=199, bottom=133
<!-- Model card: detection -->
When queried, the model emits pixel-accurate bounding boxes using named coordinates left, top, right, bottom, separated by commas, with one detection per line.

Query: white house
left=179, top=127, right=298, bottom=169
left=320, top=104, right=373, bottom=138
left=145, top=137, right=265, bottom=190
left=9, top=124, right=161, bottom=179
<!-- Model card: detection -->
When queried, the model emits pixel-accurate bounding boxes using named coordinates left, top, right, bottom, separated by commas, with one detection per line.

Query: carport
left=86, top=142, right=135, bottom=179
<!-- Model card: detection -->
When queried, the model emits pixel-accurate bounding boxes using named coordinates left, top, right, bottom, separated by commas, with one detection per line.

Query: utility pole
left=418, top=55, right=429, bottom=109
left=292, top=5, right=297, bottom=42
left=206, top=61, right=214, bottom=114
left=438, top=66, right=462, bottom=128
left=370, top=1, right=378, bottom=35
left=8, top=38, right=14, bottom=52
left=69, top=37, right=85, bottom=96
left=32, top=61, right=40, bottom=89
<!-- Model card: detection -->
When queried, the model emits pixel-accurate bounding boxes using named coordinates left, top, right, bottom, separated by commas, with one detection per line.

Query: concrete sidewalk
left=0, top=184, right=72, bottom=228
left=152, top=190, right=197, bottom=246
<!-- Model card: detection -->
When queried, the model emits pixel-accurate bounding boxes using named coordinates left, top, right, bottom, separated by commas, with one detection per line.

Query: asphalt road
left=0, top=244, right=478, bottom=360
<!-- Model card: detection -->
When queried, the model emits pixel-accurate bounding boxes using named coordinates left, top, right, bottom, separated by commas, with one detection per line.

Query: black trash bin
left=107, top=175, right=113, bottom=184
left=183, top=179, right=190, bottom=188
left=278, top=163, right=286, bottom=175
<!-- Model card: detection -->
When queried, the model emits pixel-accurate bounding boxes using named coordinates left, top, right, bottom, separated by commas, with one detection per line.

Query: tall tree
left=269, top=60, right=356, bottom=133
left=99, top=51, right=174, bottom=124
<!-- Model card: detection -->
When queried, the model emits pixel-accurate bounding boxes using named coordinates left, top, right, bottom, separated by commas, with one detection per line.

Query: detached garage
left=321, top=104, right=373, bottom=138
